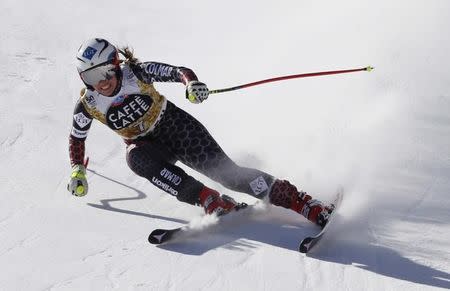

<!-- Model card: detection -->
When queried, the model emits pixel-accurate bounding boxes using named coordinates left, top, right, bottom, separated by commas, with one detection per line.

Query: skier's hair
left=119, top=46, right=138, bottom=65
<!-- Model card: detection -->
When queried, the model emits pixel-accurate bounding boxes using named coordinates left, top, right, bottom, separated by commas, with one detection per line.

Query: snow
left=1, top=0, right=450, bottom=290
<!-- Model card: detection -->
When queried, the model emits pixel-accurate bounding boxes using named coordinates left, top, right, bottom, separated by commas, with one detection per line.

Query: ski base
left=298, top=190, right=344, bottom=253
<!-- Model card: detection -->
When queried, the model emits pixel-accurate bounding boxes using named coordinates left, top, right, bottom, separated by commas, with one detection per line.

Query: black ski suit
left=69, top=61, right=275, bottom=205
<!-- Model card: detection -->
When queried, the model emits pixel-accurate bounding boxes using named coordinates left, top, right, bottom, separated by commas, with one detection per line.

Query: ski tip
left=148, top=233, right=161, bottom=244
left=365, top=66, right=374, bottom=72
left=299, top=237, right=313, bottom=253
left=148, top=235, right=158, bottom=244
left=148, top=229, right=167, bottom=244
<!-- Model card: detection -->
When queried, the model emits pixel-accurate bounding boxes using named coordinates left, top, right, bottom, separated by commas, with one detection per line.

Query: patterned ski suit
left=69, top=61, right=275, bottom=205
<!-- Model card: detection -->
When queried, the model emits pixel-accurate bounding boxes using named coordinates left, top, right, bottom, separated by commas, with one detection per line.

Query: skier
left=68, top=38, right=332, bottom=227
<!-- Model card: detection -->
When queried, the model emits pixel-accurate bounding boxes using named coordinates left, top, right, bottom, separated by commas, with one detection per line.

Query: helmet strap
left=110, top=67, right=123, bottom=96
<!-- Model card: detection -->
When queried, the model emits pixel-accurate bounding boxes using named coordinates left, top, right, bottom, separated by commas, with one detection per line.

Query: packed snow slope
left=1, top=0, right=449, bottom=290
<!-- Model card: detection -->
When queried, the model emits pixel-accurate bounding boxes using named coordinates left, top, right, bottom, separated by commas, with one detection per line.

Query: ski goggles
left=80, top=63, right=117, bottom=86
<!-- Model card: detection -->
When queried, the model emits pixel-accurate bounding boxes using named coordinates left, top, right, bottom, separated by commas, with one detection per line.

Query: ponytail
left=119, top=46, right=139, bottom=65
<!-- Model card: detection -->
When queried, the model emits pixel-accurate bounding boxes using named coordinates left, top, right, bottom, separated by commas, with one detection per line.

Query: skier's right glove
left=67, top=164, right=88, bottom=197
left=186, top=81, right=209, bottom=104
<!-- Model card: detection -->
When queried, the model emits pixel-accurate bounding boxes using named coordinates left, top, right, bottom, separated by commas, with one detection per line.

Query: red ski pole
left=208, top=66, right=374, bottom=95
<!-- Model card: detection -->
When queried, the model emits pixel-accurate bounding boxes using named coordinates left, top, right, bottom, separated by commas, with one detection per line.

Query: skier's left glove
left=186, top=81, right=209, bottom=104
left=67, top=164, right=88, bottom=197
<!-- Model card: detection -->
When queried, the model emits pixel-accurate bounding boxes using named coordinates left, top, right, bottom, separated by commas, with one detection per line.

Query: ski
left=298, top=190, right=344, bottom=253
left=148, top=227, right=183, bottom=244
left=148, top=202, right=249, bottom=245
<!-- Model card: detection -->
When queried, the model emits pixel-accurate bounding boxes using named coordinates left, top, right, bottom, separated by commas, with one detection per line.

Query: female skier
left=68, top=38, right=332, bottom=227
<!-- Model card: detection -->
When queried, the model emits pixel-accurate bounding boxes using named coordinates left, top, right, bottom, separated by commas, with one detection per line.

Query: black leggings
left=126, top=101, right=275, bottom=205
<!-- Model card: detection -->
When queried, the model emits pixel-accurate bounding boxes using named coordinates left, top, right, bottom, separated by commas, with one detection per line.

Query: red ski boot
left=269, top=180, right=333, bottom=228
left=199, top=186, right=238, bottom=216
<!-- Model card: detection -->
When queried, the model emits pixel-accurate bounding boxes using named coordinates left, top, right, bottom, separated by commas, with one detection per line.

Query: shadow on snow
left=84, top=169, right=450, bottom=290
left=86, top=169, right=187, bottom=224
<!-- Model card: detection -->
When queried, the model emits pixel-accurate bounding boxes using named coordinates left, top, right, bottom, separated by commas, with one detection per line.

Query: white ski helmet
left=76, top=38, right=120, bottom=86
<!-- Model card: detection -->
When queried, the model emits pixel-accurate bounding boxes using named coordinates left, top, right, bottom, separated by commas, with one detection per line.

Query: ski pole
left=208, top=66, right=374, bottom=95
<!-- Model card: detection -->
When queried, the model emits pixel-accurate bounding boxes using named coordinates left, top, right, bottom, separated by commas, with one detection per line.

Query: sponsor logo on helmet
left=82, top=46, right=97, bottom=60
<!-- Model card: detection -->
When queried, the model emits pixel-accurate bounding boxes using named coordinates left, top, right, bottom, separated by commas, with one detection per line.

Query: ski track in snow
left=0, top=125, right=23, bottom=149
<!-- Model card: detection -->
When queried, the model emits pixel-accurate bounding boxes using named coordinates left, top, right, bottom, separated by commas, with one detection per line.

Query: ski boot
left=269, top=179, right=333, bottom=228
left=199, top=186, right=240, bottom=216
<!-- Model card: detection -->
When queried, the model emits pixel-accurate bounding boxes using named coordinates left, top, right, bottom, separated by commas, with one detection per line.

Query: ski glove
left=186, top=81, right=209, bottom=104
left=67, top=164, right=88, bottom=197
